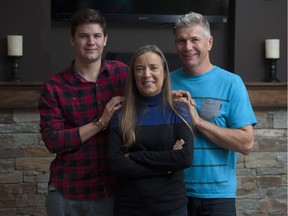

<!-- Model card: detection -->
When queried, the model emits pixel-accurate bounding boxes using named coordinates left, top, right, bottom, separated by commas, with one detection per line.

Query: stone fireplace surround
left=0, top=82, right=286, bottom=216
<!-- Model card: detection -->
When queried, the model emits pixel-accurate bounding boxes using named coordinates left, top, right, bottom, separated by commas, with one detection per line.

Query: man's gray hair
left=174, top=11, right=211, bottom=39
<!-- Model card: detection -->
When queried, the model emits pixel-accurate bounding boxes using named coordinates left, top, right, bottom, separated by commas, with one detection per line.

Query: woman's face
left=134, top=52, right=165, bottom=97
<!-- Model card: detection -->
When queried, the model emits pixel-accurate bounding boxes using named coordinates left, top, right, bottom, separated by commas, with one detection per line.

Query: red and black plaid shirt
left=39, top=59, right=128, bottom=200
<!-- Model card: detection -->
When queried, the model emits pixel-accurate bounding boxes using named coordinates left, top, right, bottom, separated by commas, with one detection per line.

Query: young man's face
left=175, top=25, right=213, bottom=71
left=70, top=23, right=107, bottom=63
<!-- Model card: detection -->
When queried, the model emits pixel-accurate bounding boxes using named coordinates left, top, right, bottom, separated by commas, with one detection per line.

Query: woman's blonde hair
left=120, top=45, right=193, bottom=150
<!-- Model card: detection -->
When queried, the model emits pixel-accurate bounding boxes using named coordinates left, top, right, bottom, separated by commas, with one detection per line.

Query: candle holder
left=7, top=35, right=23, bottom=82
left=265, top=39, right=280, bottom=82
left=9, top=56, right=21, bottom=82
left=267, top=58, right=280, bottom=82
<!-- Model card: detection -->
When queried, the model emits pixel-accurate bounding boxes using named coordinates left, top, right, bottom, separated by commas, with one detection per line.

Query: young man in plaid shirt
left=39, top=8, right=128, bottom=216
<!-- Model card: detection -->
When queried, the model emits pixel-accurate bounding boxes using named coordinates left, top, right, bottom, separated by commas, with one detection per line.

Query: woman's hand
left=173, top=139, right=185, bottom=150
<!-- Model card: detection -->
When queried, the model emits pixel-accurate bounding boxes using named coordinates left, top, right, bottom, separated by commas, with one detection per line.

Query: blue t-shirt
left=170, top=66, right=257, bottom=198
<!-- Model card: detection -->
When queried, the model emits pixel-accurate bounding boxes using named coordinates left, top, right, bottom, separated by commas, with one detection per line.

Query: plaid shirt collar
left=65, top=59, right=111, bottom=86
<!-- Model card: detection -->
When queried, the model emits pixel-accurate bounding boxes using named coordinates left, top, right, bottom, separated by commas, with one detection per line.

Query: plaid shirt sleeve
left=39, top=70, right=82, bottom=153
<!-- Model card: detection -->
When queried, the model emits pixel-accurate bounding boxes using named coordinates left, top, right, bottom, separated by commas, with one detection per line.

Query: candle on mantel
left=265, top=39, right=280, bottom=59
left=7, top=35, right=23, bottom=56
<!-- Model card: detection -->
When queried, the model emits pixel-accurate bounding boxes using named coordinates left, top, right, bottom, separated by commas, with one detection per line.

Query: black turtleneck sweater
left=108, top=93, right=194, bottom=216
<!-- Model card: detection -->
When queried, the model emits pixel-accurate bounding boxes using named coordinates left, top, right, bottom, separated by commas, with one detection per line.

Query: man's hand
left=172, top=90, right=196, bottom=106
left=101, top=96, right=124, bottom=126
left=172, top=90, right=201, bottom=126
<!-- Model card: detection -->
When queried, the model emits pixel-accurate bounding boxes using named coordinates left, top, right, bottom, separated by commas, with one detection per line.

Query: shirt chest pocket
left=199, top=99, right=222, bottom=121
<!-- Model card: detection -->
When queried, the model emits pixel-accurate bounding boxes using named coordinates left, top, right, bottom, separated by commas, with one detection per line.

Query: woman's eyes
left=151, top=66, right=158, bottom=71
left=135, top=66, right=158, bottom=72
left=135, top=67, right=144, bottom=72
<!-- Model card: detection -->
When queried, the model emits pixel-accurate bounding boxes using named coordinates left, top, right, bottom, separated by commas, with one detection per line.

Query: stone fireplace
left=0, top=82, right=287, bottom=216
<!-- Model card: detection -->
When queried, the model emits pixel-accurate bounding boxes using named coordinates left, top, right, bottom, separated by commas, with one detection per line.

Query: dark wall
left=0, top=0, right=286, bottom=82
left=49, top=21, right=229, bottom=76
left=234, top=0, right=287, bottom=82
left=0, top=0, right=51, bottom=81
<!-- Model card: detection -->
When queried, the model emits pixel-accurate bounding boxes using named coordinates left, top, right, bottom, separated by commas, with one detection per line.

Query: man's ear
left=208, top=36, right=213, bottom=51
left=70, top=36, right=75, bottom=47
left=104, top=34, right=108, bottom=46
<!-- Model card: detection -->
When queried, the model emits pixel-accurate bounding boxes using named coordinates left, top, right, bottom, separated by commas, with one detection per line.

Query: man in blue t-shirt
left=170, top=11, right=257, bottom=216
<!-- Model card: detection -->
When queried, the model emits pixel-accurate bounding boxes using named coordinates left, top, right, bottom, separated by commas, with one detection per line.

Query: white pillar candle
left=265, top=39, right=280, bottom=59
left=7, top=35, right=23, bottom=56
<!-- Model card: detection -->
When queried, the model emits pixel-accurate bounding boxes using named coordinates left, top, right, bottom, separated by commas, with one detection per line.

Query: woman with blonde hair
left=108, top=45, right=194, bottom=216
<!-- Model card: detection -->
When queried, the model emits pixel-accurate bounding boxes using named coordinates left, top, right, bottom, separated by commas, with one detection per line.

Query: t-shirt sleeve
left=228, top=76, right=257, bottom=129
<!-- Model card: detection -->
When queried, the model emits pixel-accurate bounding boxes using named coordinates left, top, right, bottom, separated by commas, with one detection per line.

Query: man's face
left=70, top=23, right=107, bottom=63
left=175, top=25, right=213, bottom=71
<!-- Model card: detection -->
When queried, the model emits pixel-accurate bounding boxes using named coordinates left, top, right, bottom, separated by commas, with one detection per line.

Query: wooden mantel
left=0, top=82, right=42, bottom=109
left=0, top=82, right=287, bottom=109
left=245, top=82, right=287, bottom=108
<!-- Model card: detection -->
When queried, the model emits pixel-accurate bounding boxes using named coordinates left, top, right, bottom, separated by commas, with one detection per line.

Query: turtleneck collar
left=138, top=92, right=163, bottom=107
